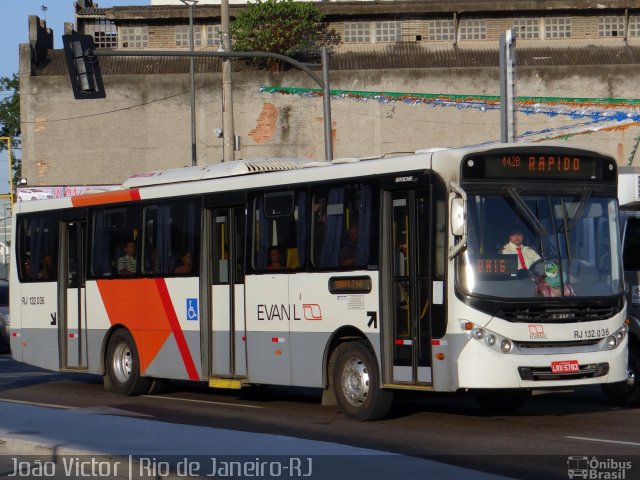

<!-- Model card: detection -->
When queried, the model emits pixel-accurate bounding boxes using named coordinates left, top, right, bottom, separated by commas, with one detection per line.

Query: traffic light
left=62, top=34, right=106, bottom=99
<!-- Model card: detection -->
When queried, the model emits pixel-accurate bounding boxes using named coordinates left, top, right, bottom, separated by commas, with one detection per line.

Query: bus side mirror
left=450, top=197, right=466, bottom=236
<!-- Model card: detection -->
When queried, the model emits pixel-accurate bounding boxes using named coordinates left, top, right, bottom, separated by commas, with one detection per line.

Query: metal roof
left=76, top=1, right=640, bottom=19
left=34, top=39, right=640, bottom=76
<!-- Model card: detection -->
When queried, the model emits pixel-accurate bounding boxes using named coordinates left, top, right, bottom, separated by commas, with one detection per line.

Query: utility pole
left=499, top=29, right=517, bottom=143
left=221, top=0, right=235, bottom=162
left=180, top=0, right=198, bottom=166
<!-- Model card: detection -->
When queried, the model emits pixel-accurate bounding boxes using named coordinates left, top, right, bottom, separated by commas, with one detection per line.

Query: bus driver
left=500, top=226, right=540, bottom=270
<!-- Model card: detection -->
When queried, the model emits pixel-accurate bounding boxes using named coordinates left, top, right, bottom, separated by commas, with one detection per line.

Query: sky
left=0, top=0, right=150, bottom=196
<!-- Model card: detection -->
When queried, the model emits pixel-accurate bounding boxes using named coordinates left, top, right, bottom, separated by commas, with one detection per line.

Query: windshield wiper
left=566, top=187, right=593, bottom=232
left=506, top=187, right=548, bottom=236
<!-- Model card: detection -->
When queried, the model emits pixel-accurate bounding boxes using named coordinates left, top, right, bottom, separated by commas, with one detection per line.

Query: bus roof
left=122, top=157, right=331, bottom=188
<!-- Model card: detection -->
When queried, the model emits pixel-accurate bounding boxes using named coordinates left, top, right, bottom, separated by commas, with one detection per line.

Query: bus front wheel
left=333, top=341, right=393, bottom=421
left=105, top=329, right=151, bottom=396
left=602, top=350, right=640, bottom=406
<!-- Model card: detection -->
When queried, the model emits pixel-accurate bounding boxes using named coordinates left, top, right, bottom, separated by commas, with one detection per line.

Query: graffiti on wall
left=260, top=86, right=640, bottom=165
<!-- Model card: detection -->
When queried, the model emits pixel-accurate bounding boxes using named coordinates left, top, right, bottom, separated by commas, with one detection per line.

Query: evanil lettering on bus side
left=257, top=304, right=302, bottom=321
left=528, top=156, right=580, bottom=171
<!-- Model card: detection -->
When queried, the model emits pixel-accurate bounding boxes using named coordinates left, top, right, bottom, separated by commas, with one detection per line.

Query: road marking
left=146, top=395, right=264, bottom=409
left=0, top=371, right=57, bottom=377
left=0, top=399, right=153, bottom=418
left=0, top=398, right=72, bottom=410
left=564, top=436, right=640, bottom=447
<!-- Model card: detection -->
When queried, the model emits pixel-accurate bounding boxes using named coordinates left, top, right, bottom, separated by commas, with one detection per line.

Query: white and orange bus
left=10, top=143, right=629, bottom=420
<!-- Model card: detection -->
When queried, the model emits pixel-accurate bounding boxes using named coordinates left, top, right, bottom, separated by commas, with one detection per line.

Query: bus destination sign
left=462, top=150, right=616, bottom=182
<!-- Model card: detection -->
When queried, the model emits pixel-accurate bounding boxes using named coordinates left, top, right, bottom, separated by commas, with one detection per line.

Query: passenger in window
left=145, top=246, right=157, bottom=274
left=38, top=254, right=54, bottom=280
left=312, top=202, right=326, bottom=261
left=174, top=250, right=193, bottom=274
left=23, top=256, right=31, bottom=278
left=340, top=225, right=359, bottom=267
left=267, top=246, right=286, bottom=270
left=117, top=240, right=137, bottom=275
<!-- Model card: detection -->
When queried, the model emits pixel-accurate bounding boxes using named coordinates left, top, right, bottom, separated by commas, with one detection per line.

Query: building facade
left=18, top=1, right=640, bottom=186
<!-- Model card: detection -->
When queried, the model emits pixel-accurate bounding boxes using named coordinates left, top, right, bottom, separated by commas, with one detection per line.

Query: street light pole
left=221, top=0, right=235, bottom=162
left=180, top=0, right=199, bottom=167
left=0, top=209, right=10, bottom=265
left=0, top=137, right=13, bottom=205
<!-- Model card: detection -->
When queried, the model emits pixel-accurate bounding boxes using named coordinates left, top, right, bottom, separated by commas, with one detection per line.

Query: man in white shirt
left=501, top=227, right=540, bottom=269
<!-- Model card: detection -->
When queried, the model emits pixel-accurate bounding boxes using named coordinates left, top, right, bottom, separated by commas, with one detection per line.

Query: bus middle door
left=206, top=206, right=246, bottom=382
left=59, top=219, right=88, bottom=370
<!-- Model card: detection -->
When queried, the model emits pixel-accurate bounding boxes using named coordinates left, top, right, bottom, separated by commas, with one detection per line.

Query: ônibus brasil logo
left=567, top=456, right=632, bottom=479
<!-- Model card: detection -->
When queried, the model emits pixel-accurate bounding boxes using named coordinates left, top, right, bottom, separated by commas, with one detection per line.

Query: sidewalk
left=0, top=400, right=512, bottom=479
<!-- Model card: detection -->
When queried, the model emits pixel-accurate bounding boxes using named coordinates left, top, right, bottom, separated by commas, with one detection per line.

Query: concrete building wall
left=19, top=47, right=640, bottom=186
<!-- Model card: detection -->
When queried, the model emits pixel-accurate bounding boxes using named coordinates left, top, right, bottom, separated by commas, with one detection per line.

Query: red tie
left=516, top=246, right=526, bottom=269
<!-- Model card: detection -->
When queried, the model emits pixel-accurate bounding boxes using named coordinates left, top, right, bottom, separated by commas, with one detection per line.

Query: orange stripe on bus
left=97, top=278, right=197, bottom=378
left=71, top=189, right=141, bottom=207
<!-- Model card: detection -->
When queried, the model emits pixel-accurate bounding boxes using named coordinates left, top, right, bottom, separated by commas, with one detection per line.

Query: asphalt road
left=1, top=353, right=639, bottom=480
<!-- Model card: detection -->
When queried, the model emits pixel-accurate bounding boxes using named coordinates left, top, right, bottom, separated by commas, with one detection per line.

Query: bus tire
left=333, top=341, right=393, bottom=421
left=474, top=389, right=530, bottom=414
left=602, top=350, right=640, bottom=406
left=146, top=379, right=169, bottom=395
left=105, top=329, right=151, bottom=396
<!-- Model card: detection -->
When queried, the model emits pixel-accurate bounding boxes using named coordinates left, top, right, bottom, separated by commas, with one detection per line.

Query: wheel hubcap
left=112, top=342, right=132, bottom=383
left=341, top=357, right=370, bottom=407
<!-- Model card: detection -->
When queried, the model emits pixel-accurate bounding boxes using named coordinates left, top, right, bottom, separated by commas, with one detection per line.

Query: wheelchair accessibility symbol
left=186, top=298, right=198, bottom=321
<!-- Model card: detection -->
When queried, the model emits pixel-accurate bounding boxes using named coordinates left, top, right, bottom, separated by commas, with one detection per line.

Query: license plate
left=551, top=360, right=580, bottom=374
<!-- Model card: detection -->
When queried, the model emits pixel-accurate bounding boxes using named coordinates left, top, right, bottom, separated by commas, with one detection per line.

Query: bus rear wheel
left=105, top=329, right=151, bottom=396
left=602, top=350, right=640, bottom=406
left=333, top=341, right=393, bottom=421
left=474, top=388, right=530, bottom=414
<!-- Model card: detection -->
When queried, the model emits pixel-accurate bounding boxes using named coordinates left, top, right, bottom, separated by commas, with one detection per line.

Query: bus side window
left=141, top=201, right=200, bottom=276
left=91, top=207, right=140, bottom=277
left=251, top=190, right=307, bottom=271
left=313, top=184, right=375, bottom=269
left=17, top=216, right=59, bottom=282
left=623, top=217, right=640, bottom=271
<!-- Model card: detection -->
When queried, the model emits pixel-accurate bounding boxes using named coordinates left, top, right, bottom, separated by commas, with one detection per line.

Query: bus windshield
left=457, top=193, right=623, bottom=299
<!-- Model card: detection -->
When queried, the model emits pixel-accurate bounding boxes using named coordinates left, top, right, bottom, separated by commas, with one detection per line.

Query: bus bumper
left=456, top=337, right=628, bottom=389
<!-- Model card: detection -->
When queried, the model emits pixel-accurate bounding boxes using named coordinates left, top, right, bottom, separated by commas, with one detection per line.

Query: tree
left=231, top=0, right=339, bottom=70
left=0, top=74, right=21, bottom=193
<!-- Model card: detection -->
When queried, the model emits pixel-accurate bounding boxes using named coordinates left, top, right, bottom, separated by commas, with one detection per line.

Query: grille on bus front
left=518, top=363, right=609, bottom=381
left=499, top=306, right=617, bottom=323
left=514, top=339, right=601, bottom=350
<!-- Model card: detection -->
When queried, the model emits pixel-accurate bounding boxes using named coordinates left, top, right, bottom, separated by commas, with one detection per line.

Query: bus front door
left=206, top=206, right=246, bottom=380
left=384, top=188, right=433, bottom=386
left=60, top=220, right=88, bottom=370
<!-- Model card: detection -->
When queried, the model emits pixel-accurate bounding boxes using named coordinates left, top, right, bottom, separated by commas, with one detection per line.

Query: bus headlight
left=500, top=339, right=513, bottom=353
left=471, top=328, right=485, bottom=340
left=604, top=325, right=628, bottom=350
left=460, top=320, right=516, bottom=354
left=614, top=324, right=628, bottom=342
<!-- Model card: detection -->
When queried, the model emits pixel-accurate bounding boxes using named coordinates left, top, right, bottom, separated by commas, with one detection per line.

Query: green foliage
left=0, top=74, right=21, bottom=190
left=231, top=0, right=339, bottom=69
